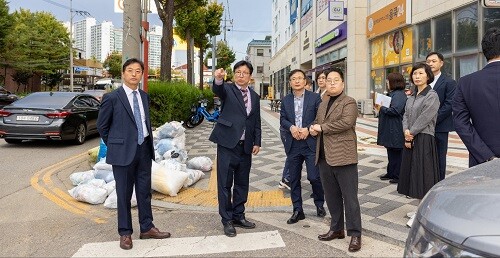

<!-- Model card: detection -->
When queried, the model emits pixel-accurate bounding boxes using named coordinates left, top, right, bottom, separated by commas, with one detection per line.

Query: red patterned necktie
left=241, top=88, right=248, bottom=108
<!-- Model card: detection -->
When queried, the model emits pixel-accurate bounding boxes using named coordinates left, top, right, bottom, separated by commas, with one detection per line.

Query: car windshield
left=11, top=92, right=75, bottom=109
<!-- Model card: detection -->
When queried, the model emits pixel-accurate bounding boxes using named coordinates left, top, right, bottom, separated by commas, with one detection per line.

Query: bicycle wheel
left=186, top=114, right=204, bottom=128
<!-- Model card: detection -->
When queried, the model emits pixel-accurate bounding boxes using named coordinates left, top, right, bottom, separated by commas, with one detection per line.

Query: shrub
left=148, top=81, right=214, bottom=127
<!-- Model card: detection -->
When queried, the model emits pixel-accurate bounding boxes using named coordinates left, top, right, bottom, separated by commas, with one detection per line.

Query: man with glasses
left=280, top=69, right=326, bottom=225
left=209, top=61, right=262, bottom=237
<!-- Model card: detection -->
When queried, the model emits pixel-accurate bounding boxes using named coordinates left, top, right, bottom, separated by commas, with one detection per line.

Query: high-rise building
left=111, top=28, right=123, bottom=54
left=73, top=17, right=96, bottom=59
left=148, top=25, right=163, bottom=69
left=90, top=21, right=114, bottom=62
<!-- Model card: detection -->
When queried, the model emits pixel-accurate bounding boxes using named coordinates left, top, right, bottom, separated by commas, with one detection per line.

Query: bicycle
left=185, top=97, right=221, bottom=128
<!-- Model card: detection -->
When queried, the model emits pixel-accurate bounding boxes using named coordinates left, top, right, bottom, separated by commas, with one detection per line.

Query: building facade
left=73, top=17, right=96, bottom=60
left=269, top=0, right=500, bottom=113
left=246, top=37, right=272, bottom=97
left=90, top=21, right=114, bottom=63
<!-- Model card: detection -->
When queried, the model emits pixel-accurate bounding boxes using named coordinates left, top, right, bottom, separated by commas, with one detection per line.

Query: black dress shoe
left=223, top=222, right=236, bottom=237
left=389, top=178, right=399, bottom=184
left=287, top=210, right=305, bottom=224
left=348, top=236, right=362, bottom=252
left=380, top=174, right=391, bottom=180
left=233, top=219, right=256, bottom=229
left=318, top=230, right=345, bottom=241
left=316, top=206, right=326, bottom=217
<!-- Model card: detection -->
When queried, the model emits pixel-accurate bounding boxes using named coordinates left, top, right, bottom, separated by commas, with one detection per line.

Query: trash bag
left=155, top=138, right=176, bottom=156
left=159, top=159, right=186, bottom=172
left=94, top=169, right=114, bottom=183
left=158, top=121, right=185, bottom=139
left=93, top=157, right=113, bottom=171
left=103, top=188, right=137, bottom=209
left=103, top=180, right=116, bottom=195
left=68, top=184, right=108, bottom=204
left=183, top=169, right=205, bottom=187
left=151, top=161, right=188, bottom=197
left=187, top=156, right=213, bottom=172
left=69, top=170, right=95, bottom=186
left=163, top=148, right=188, bottom=164
left=97, top=138, right=107, bottom=161
left=81, top=178, right=106, bottom=188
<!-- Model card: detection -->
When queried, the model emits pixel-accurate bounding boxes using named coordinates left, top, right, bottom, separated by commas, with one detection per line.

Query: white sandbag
left=154, top=150, right=163, bottom=163
left=187, top=156, right=213, bottom=172
left=171, top=133, right=186, bottom=150
left=162, top=148, right=188, bottom=164
left=68, top=184, right=108, bottom=204
left=69, top=170, right=95, bottom=186
left=183, top=169, right=205, bottom=187
left=93, top=157, right=113, bottom=171
left=103, top=188, right=137, bottom=209
left=158, top=121, right=185, bottom=139
left=81, top=178, right=107, bottom=188
left=103, top=180, right=116, bottom=195
left=159, top=159, right=186, bottom=172
left=94, top=169, right=114, bottom=183
left=151, top=161, right=188, bottom=197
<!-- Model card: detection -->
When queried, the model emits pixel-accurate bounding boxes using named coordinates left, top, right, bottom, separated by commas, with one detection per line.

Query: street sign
left=114, top=0, right=158, bottom=13
left=482, top=0, right=500, bottom=8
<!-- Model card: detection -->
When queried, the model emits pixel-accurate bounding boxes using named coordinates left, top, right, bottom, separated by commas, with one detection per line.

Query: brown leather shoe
left=348, top=236, right=362, bottom=252
left=318, top=230, right=345, bottom=241
left=120, top=235, right=133, bottom=250
left=139, top=227, right=171, bottom=239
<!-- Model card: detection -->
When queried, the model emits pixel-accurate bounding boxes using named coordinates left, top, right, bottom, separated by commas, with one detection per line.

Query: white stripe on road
left=72, top=230, right=285, bottom=257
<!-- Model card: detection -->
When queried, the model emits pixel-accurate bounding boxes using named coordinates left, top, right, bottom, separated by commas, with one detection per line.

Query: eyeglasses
left=125, top=69, right=143, bottom=75
left=235, top=71, right=250, bottom=77
left=326, top=78, right=342, bottom=84
left=290, top=77, right=305, bottom=82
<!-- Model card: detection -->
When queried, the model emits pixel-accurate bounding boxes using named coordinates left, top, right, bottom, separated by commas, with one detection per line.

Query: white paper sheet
left=375, top=93, right=391, bottom=108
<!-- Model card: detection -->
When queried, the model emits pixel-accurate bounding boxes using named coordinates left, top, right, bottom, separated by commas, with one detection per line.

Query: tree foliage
left=42, top=71, right=63, bottom=91
left=3, top=9, right=70, bottom=76
left=205, top=40, right=236, bottom=71
left=0, top=0, right=13, bottom=57
left=103, top=51, right=122, bottom=79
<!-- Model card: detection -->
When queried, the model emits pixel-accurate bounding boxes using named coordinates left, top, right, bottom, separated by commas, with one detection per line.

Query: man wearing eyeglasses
left=209, top=60, right=262, bottom=237
left=280, top=69, right=325, bottom=225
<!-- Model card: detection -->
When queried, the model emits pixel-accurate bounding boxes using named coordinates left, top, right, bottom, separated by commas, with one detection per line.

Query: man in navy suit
left=97, top=58, right=170, bottom=250
left=426, top=52, right=456, bottom=180
left=280, top=69, right=325, bottom=224
left=453, top=27, right=500, bottom=167
left=209, top=61, right=261, bottom=237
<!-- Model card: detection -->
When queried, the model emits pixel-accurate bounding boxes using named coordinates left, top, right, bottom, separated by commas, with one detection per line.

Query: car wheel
left=74, top=123, right=87, bottom=145
left=5, top=139, right=22, bottom=144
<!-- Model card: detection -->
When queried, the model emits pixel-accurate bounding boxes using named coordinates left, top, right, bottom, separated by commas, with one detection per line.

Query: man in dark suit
left=97, top=58, right=170, bottom=250
left=426, top=52, right=456, bottom=180
left=453, top=27, right=500, bottom=167
left=280, top=69, right=325, bottom=224
left=209, top=61, right=261, bottom=237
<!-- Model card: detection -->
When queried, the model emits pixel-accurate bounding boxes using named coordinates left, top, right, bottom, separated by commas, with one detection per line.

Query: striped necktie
left=132, top=91, right=144, bottom=145
left=241, top=88, right=248, bottom=108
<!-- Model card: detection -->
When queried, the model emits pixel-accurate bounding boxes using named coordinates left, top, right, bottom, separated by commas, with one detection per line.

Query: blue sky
left=8, top=0, right=272, bottom=62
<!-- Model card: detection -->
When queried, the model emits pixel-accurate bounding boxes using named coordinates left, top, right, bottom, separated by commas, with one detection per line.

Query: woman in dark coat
left=375, top=72, right=408, bottom=184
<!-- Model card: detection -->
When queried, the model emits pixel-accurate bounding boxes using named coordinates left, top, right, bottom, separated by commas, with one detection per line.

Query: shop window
left=456, top=54, right=478, bottom=78
left=371, top=69, right=385, bottom=94
left=339, top=46, right=347, bottom=59
left=417, top=21, right=431, bottom=59
left=484, top=8, right=500, bottom=33
left=456, top=4, right=478, bottom=52
left=443, top=57, right=453, bottom=79
left=257, top=66, right=264, bottom=73
left=257, top=49, right=264, bottom=56
left=434, top=14, right=452, bottom=54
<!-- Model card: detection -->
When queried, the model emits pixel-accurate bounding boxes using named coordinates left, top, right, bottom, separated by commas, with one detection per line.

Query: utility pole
left=211, top=0, right=217, bottom=77
left=69, top=0, right=74, bottom=92
left=122, top=0, right=142, bottom=65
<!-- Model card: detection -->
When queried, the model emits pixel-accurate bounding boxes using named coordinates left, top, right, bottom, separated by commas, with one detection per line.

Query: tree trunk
left=156, top=0, right=174, bottom=82
left=186, top=29, right=193, bottom=84
left=199, top=46, right=204, bottom=90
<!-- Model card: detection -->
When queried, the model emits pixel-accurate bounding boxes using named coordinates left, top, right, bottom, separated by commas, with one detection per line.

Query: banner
left=329, top=1, right=344, bottom=21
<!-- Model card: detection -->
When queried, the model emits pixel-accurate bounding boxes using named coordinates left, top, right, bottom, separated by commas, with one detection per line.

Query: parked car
left=0, top=86, right=19, bottom=108
left=0, top=92, right=100, bottom=144
left=405, top=159, right=500, bottom=257
left=83, top=89, right=107, bottom=102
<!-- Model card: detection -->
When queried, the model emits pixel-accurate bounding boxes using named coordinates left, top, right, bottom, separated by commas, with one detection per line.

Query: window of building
left=417, top=21, right=431, bottom=59
left=483, top=8, right=500, bottom=33
left=434, top=14, right=452, bottom=54
left=456, top=4, right=478, bottom=52
left=456, top=54, right=478, bottom=78
left=257, top=66, right=264, bottom=73
left=257, top=49, right=264, bottom=56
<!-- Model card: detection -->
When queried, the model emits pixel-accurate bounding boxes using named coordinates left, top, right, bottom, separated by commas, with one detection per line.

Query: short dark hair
left=410, top=62, right=434, bottom=85
left=233, top=60, right=254, bottom=74
left=326, top=67, right=344, bottom=81
left=482, top=27, right=500, bottom=61
left=386, top=72, right=405, bottom=91
left=288, top=69, right=306, bottom=80
left=315, top=70, right=328, bottom=82
left=426, top=51, right=444, bottom=61
left=122, top=58, right=144, bottom=72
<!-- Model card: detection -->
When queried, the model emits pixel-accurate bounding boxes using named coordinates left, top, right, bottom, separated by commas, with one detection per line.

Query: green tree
left=103, top=51, right=122, bottom=78
left=205, top=40, right=236, bottom=71
left=4, top=9, right=70, bottom=92
left=42, top=71, right=63, bottom=91
left=11, top=70, right=31, bottom=92
left=0, top=0, right=12, bottom=56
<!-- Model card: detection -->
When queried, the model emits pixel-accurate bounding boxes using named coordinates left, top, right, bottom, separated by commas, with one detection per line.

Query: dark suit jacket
left=452, top=61, right=500, bottom=167
left=314, top=93, right=358, bottom=166
left=280, top=90, right=321, bottom=154
left=97, top=86, right=155, bottom=166
left=433, top=73, right=456, bottom=132
left=209, top=81, right=261, bottom=154
left=377, top=89, right=407, bottom=149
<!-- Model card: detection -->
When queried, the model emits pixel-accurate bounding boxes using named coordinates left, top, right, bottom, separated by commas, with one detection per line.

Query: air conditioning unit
left=357, top=99, right=374, bottom=115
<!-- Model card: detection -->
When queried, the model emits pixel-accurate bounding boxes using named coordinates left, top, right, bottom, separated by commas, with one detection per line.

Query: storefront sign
left=329, top=1, right=344, bottom=21
left=371, top=37, right=384, bottom=69
left=366, top=0, right=411, bottom=39
left=315, top=21, right=347, bottom=53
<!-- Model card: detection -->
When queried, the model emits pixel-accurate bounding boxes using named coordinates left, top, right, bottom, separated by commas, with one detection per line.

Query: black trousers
left=318, top=160, right=362, bottom=237
left=112, top=137, right=154, bottom=236
left=435, top=132, right=449, bottom=181
left=216, top=142, right=251, bottom=224
left=386, top=147, right=402, bottom=179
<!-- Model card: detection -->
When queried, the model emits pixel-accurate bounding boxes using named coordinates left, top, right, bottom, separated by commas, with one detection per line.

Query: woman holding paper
left=397, top=63, right=440, bottom=227
left=374, top=72, right=407, bottom=184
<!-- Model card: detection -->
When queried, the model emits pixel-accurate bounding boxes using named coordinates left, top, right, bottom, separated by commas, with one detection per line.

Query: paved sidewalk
left=152, top=99, right=470, bottom=245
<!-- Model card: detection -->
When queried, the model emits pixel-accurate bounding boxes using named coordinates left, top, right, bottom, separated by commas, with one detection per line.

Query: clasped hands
left=290, top=125, right=309, bottom=140
left=404, top=129, right=414, bottom=149
left=308, top=124, right=322, bottom=137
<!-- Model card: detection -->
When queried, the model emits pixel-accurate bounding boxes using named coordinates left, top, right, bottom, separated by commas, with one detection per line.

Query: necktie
left=241, top=88, right=248, bottom=109
left=132, top=91, right=144, bottom=145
